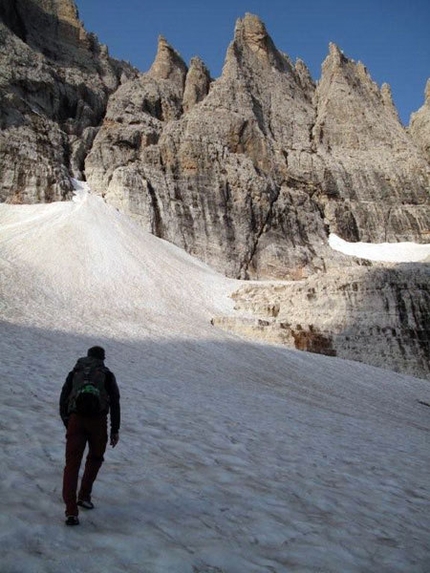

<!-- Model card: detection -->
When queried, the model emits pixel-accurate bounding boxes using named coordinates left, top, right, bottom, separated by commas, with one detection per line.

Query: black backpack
left=68, top=359, right=109, bottom=417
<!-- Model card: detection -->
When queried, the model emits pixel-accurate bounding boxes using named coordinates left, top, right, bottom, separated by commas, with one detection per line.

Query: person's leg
left=78, top=416, right=108, bottom=503
left=62, top=414, right=87, bottom=516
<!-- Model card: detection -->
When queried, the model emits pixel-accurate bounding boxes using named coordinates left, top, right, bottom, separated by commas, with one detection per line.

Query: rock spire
left=149, top=35, right=188, bottom=86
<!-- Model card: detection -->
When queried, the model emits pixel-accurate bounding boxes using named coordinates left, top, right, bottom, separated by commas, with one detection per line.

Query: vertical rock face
left=313, top=45, right=430, bottom=245
left=182, top=57, right=211, bottom=113
left=0, top=0, right=136, bottom=203
left=85, top=13, right=429, bottom=279
left=86, top=14, right=329, bottom=279
left=149, top=35, right=188, bottom=85
left=410, top=80, right=430, bottom=163
left=313, top=44, right=405, bottom=150
left=0, top=0, right=88, bottom=57
left=214, top=264, right=430, bottom=380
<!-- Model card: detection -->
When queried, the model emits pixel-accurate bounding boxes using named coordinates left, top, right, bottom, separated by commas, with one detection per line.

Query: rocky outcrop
left=182, top=57, right=211, bottom=113
left=213, top=263, right=430, bottom=380
left=313, top=45, right=430, bottom=245
left=85, top=13, right=430, bottom=279
left=86, top=15, right=327, bottom=278
left=0, top=0, right=88, bottom=58
left=410, top=80, right=430, bottom=163
left=0, top=0, right=136, bottom=202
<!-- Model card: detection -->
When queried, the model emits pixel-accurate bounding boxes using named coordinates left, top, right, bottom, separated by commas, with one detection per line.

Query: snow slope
left=0, top=186, right=429, bottom=573
left=329, top=233, right=430, bottom=263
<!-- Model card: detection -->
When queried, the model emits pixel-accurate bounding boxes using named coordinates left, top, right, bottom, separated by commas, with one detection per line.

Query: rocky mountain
left=0, top=2, right=429, bottom=378
left=85, top=14, right=430, bottom=280
left=0, top=0, right=136, bottom=203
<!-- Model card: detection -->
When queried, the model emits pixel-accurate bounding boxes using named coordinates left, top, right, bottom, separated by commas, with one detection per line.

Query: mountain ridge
left=0, top=1, right=429, bottom=378
left=84, top=13, right=430, bottom=280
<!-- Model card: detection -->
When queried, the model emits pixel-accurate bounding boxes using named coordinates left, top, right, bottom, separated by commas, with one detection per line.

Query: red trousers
left=62, top=413, right=108, bottom=516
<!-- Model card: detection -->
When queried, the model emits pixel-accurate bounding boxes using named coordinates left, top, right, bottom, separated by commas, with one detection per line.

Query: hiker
left=59, top=346, right=120, bottom=526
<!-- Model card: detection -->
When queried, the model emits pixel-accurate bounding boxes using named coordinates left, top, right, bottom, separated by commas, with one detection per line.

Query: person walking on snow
left=59, top=346, right=120, bottom=526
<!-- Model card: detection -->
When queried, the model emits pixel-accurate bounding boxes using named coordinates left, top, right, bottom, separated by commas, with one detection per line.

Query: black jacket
left=59, top=358, right=120, bottom=434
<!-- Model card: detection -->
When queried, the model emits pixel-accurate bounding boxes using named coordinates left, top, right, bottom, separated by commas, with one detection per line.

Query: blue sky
left=75, top=0, right=429, bottom=125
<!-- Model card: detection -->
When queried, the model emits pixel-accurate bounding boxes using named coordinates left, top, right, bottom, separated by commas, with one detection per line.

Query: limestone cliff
left=410, top=80, right=430, bottom=163
left=0, top=0, right=136, bottom=203
left=313, top=44, right=429, bottom=245
left=86, top=15, right=327, bottom=279
left=85, top=14, right=430, bottom=279
left=213, top=264, right=430, bottom=380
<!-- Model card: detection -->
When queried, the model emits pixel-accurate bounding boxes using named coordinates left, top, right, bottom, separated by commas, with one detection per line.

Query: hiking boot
left=78, top=499, right=94, bottom=510
left=65, top=515, right=80, bottom=526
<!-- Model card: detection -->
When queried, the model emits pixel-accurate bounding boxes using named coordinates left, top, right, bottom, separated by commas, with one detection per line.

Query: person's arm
left=106, top=371, right=120, bottom=446
left=59, top=372, right=74, bottom=427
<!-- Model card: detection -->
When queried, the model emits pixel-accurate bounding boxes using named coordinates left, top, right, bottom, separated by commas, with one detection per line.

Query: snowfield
left=329, top=233, right=430, bottom=263
left=0, top=184, right=429, bottom=573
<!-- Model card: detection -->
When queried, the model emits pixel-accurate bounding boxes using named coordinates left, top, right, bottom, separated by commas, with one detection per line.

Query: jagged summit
left=380, top=83, right=399, bottom=117
left=314, top=41, right=410, bottom=151
left=183, top=57, right=212, bottom=113
left=327, top=42, right=347, bottom=63
left=145, top=35, right=212, bottom=114
left=234, top=13, right=273, bottom=57
left=224, top=13, right=294, bottom=75
left=82, top=10, right=430, bottom=280
left=148, top=35, right=188, bottom=85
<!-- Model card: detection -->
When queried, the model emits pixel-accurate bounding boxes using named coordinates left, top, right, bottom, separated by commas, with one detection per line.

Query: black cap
left=87, top=346, right=105, bottom=360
